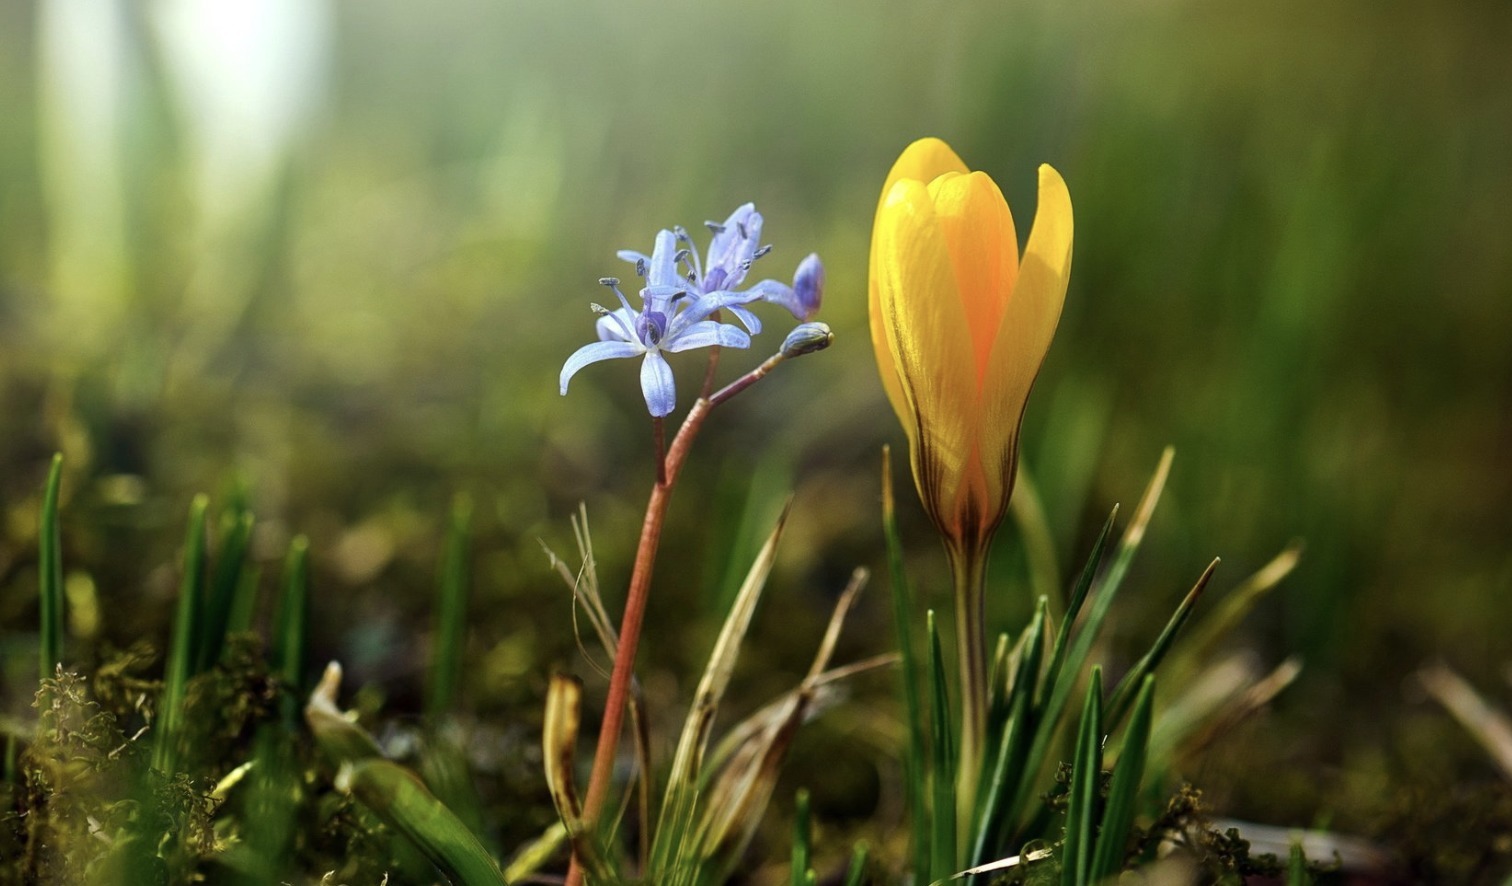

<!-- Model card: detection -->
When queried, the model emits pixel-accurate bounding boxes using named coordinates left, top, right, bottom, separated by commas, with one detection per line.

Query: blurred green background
left=1, top=0, right=1509, bottom=866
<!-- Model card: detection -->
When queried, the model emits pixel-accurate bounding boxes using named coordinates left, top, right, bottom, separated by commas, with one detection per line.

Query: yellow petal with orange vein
left=980, top=164, right=1073, bottom=511
left=925, top=170, right=1020, bottom=387
left=869, top=138, right=968, bottom=430
left=875, top=178, right=978, bottom=537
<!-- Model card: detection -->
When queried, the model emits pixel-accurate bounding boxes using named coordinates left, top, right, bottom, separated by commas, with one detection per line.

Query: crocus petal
left=663, top=320, right=751, bottom=352
left=869, top=138, right=969, bottom=433
left=875, top=177, right=979, bottom=538
left=979, top=164, right=1073, bottom=508
left=926, top=170, right=1019, bottom=385
left=560, top=340, right=645, bottom=394
left=640, top=349, right=676, bottom=417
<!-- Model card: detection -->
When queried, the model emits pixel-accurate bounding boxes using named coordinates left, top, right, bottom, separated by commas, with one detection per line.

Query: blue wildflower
left=617, top=203, right=825, bottom=326
left=560, top=230, right=757, bottom=417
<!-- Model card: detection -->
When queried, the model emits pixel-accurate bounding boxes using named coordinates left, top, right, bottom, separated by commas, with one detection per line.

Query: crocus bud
left=780, top=321, right=833, bottom=358
left=792, top=253, right=824, bottom=320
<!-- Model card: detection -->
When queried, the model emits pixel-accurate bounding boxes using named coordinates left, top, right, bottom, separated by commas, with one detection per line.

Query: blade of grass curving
left=649, top=503, right=790, bottom=877
left=927, top=610, right=958, bottom=881
left=792, top=788, right=813, bottom=886
left=844, top=842, right=870, bottom=886
left=1174, top=542, right=1301, bottom=677
left=1091, top=675, right=1154, bottom=882
left=502, top=823, right=568, bottom=883
left=339, top=757, right=507, bottom=884
left=428, top=494, right=473, bottom=720
left=154, top=494, right=208, bottom=772
left=196, top=508, right=253, bottom=673
left=38, top=454, right=65, bottom=682
left=882, top=446, right=930, bottom=880
left=1105, top=559, right=1218, bottom=727
left=1040, top=505, right=1119, bottom=707
left=306, top=663, right=509, bottom=885
left=1008, top=449, right=1172, bottom=835
left=695, top=570, right=868, bottom=883
left=1060, top=669, right=1103, bottom=886
left=272, top=536, right=310, bottom=729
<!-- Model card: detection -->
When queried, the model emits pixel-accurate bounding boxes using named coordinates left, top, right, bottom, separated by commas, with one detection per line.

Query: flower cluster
left=560, top=204, right=823, bottom=417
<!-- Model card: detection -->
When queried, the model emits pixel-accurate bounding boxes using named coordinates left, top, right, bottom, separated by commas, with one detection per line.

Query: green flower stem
left=948, top=540, right=989, bottom=828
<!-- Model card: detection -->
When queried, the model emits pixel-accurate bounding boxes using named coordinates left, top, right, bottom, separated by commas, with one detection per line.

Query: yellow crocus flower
left=869, top=137, right=1072, bottom=806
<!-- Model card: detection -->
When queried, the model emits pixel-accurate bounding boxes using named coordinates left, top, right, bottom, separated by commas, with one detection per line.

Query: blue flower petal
left=667, top=290, right=763, bottom=337
left=617, top=249, right=652, bottom=269
left=560, top=340, right=645, bottom=394
left=727, top=304, right=762, bottom=334
left=640, top=349, right=676, bottom=416
left=596, top=307, right=638, bottom=342
left=664, top=321, right=752, bottom=353
left=647, top=230, right=681, bottom=288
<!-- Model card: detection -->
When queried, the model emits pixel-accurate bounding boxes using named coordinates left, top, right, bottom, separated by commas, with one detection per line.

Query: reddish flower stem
left=572, top=398, right=706, bottom=876
left=566, top=349, right=789, bottom=886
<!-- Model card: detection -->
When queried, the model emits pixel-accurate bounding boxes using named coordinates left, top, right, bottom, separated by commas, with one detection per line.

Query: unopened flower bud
left=792, top=253, right=824, bottom=320
left=781, top=321, right=833, bottom=358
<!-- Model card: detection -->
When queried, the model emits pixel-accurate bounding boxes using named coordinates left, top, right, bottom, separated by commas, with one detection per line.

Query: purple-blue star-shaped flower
left=560, top=230, right=761, bottom=417
left=617, top=203, right=824, bottom=327
left=561, top=205, right=825, bottom=417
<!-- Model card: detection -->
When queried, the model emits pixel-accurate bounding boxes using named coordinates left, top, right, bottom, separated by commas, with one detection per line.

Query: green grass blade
left=273, top=536, right=310, bottom=729
left=882, top=446, right=930, bottom=881
left=1040, top=505, right=1119, bottom=707
left=196, top=508, right=254, bottom=673
left=38, top=454, right=65, bottom=682
left=927, top=610, right=957, bottom=882
left=1286, top=840, right=1311, bottom=885
left=844, top=841, right=870, bottom=886
left=969, top=600, right=1047, bottom=874
left=227, top=564, right=262, bottom=635
left=428, top=493, right=473, bottom=720
left=340, top=757, right=507, bottom=885
left=1008, top=450, right=1172, bottom=835
left=1091, top=675, right=1155, bottom=882
left=1060, top=669, right=1103, bottom=886
left=791, top=788, right=813, bottom=886
left=154, top=493, right=208, bottom=772
left=1106, top=559, right=1217, bottom=727
left=651, top=504, right=790, bottom=877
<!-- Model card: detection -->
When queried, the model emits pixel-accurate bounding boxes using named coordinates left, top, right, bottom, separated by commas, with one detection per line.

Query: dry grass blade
left=651, top=502, right=792, bottom=874
left=705, top=652, right=897, bottom=773
left=695, top=568, right=870, bottom=874
left=1418, top=661, right=1512, bottom=782
left=1174, top=541, right=1302, bottom=675
left=543, top=674, right=586, bottom=828
left=1181, top=656, right=1302, bottom=758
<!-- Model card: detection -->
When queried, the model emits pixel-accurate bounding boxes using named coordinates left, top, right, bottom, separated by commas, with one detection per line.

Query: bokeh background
left=2, top=0, right=1510, bottom=875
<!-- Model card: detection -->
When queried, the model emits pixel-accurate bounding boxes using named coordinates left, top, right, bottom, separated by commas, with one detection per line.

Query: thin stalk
left=427, top=495, right=473, bottom=720
left=948, top=542, right=989, bottom=823
left=568, top=348, right=795, bottom=886
left=570, top=398, right=709, bottom=886
left=38, top=454, right=65, bottom=682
